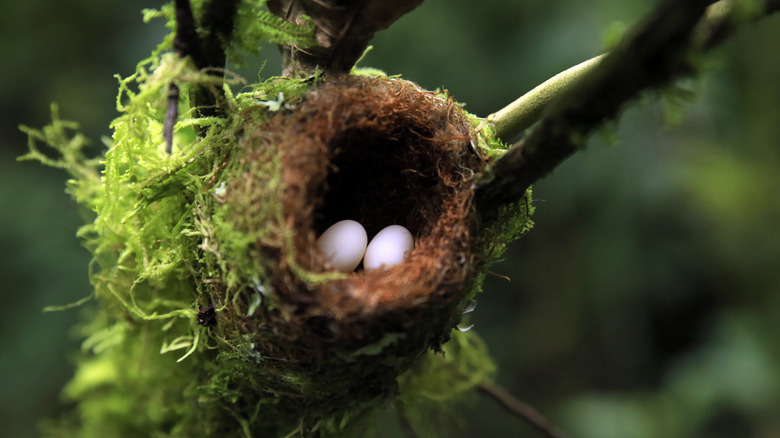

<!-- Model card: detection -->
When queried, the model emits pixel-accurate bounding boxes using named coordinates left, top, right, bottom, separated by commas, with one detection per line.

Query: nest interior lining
left=233, top=75, right=485, bottom=347
left=306, top=78, right=480, bottom=312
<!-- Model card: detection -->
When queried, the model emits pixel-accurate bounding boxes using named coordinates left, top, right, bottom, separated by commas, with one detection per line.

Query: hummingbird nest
left=210, top=75, right=489, bottom=421
left=30, top=59, right=533, bottom=437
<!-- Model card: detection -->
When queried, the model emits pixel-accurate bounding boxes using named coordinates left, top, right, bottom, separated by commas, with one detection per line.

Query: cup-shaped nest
left=213, top=75, right=486, bottom=419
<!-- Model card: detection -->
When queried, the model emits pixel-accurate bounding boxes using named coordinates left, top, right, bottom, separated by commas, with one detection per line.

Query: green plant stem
left=476, top=0, right=780, bottom=219
left=694, top=0, right=780, bottom=49
left=485, top=0, right=780, bottom=143
left=487, top=54, right=605, bottom=141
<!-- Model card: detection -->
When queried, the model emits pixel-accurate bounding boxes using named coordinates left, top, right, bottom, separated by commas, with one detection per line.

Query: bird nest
left=207, top=75, right=492, bottom=418
left=30, top=67, right=532, bottom=436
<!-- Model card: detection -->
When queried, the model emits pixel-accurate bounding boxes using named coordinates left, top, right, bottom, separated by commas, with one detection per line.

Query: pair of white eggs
left=316, top=220, right=414, bottom=272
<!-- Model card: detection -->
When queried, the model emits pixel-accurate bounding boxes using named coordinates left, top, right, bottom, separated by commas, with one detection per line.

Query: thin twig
left=164, top=83, right=179, bottom=153
left=478, top=381, right=569, bottom=438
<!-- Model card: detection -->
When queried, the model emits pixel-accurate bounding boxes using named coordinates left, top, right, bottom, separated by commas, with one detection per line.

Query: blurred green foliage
left=2, top=0, right=778, bottom=437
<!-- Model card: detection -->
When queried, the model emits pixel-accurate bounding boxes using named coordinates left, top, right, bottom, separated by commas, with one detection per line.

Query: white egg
left=363, top=225, right=414, bottom=271
left=316, top=220, right=368, bottom=272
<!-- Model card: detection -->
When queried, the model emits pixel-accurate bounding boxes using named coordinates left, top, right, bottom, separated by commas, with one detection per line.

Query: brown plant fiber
left=223, top=76, right=484, bottom=407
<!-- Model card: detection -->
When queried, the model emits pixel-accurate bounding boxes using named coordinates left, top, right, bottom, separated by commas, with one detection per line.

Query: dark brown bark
left=166, top=0, right=240, bottom=151
left=695, top=0, right=780, bottom=50
left=268, top=0, right=424, bottom=75
left=476, top=0, right=718, bottom=219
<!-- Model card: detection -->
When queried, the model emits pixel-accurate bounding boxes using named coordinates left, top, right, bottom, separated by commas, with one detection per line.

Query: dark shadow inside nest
left=312, top=129, right=449, bottom=241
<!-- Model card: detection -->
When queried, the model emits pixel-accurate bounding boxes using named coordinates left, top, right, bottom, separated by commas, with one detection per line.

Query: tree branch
left=189, top=0, right=240, bottom=119
left=268, top=0, right=423, bottom=75
left=165, top=0, right=240, bottom=152
left=478, top=381, right=569, bottom=438
left=476, top=0, right=779, bottom=219
left=199, top=0, right=241, bottom=73
left=166, top=0, right=204, bottom=153
left=173, top=0, right=209, bottom=69
left=693, top=0, right=780, bottom=49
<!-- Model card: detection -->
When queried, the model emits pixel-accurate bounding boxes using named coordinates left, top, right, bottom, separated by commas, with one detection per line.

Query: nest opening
left=234, top=75, right=485, bottom=328
left=313, top=129, right=445, bottom=240
left=265, top=76, right=483, bottom=300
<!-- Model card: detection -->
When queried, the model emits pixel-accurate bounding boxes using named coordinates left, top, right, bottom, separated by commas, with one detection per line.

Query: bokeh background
left=2, top=1, right=779, bottom=437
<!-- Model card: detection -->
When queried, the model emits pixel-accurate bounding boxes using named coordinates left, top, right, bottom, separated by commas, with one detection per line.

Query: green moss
left=24, top=2, right=535, bottom=436
left=25, top=37, right=328, bottom=438
left=398, top=329, right=496, bottom=401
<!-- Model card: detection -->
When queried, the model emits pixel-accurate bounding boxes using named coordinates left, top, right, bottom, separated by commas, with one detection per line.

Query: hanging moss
left=24, top=2, right=533, bottom=437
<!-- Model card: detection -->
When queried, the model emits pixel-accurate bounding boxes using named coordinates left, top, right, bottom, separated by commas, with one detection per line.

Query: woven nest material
left=214, top=75, right=486, bottom=415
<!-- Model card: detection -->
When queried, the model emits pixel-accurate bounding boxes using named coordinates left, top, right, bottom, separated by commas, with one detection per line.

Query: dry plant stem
left=477, top=0, right=780, bottom=218
left=478, top=381, right=569, bottom=438
left=476, top=0, right=719, bottom=218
